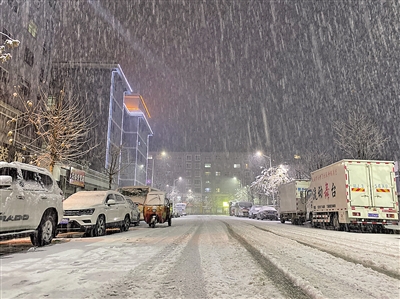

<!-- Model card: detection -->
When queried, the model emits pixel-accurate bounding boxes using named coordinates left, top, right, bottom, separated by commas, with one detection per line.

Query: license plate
left=368, top=213, right=379, bottom=218
left=60, top=218, right=69, bottom=224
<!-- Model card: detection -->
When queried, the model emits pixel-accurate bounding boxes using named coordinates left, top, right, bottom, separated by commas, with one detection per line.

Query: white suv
left=0, top=162, right=64, bottom=246
left=58, top=190, right=132, bottom=237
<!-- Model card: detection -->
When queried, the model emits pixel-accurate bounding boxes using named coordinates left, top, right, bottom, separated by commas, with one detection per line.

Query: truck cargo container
left=306, top=160, right=398, bottom=232
left=278, top=180, right=311, bottom=224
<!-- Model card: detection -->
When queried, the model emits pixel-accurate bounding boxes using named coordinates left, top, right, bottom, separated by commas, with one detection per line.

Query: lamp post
left=147, top=155, right=154, bottom=187
left=256, top=151, right=274, bottom=205
left=173, top=177, right=182, bottom=216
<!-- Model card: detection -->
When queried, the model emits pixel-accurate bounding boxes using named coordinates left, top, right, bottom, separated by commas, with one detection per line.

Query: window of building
left=195, top=163, right=200, bottom=169
left=245, top=171, right=250, bottom=177
left=0, top=66, right=9, bottom=84
left=19, top=77, right=30, bottom=97
left=205, top=180, right=210, bottom=184
left=47, top=96, right=55, bottom=109
left=2, top=28, right=11, bottom=43
left=195, top=155, right=201, bottom=161
left=216, top=188, right=220, bottom=193
left=28, top=20, right=37, bottom=38
left=8, top=1, right=19, bottom=13
left=205, top=172, right=211, bottom=176
left=205, top=188, right=211, bottom=192
left=24, top=47, right=34, bottom=66
left=205, top=163, right=211, bottom=168
left=234, top=164, right=240, bottom=168
left=194, top=171, right=200, bottom=177
left=194, top=179, right=201, bottom=185
left=186, top=155, right=192, bottom=161
left=185, top=170, right=191, bottom=177
left=186, top=163, right=191, bottom=169
left=215, top=171, right=221, bottom=176
left=39, top=68, right=45, bottom=83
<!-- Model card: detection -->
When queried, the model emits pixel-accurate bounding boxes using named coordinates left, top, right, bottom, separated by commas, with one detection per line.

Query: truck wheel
left=280, top=218, right=285, bottom=224
left=30, top=211, right=56, bottom=247
left=332, top=213, right=340, bottom=231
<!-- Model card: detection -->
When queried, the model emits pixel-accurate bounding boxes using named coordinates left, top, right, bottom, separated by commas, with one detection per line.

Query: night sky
left=57, top=0, right=400, bottom=163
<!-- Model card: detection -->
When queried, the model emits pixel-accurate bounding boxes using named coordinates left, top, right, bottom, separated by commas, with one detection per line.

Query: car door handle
left=17, top=195, right=24, bottom=200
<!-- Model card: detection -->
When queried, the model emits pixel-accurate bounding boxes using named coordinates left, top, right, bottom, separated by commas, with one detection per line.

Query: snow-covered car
left=0, top=162, right=64, bottom=246
left=125, top=197, right=140, bottom=226
left=256, top=206, right=279, bottom=220
left=248, top=205, right=262, bottom=218
left=58, top=190, right=132, bottom=236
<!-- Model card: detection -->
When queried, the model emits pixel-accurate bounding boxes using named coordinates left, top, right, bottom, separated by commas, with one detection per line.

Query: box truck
left=278, top=180, right=311, bottom=224
left=306, top=160, right=398, bottom=232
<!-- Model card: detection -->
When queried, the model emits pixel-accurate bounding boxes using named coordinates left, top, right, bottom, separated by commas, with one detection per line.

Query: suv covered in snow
left=0, top=162, right=64, bottom=246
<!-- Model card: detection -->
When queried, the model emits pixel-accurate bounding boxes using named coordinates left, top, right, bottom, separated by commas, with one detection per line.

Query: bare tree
left=104, top=144, right=135, bottom=190
left=12, top=89, right=95, bottom=172
left=333, top=112, right=388, bottom=160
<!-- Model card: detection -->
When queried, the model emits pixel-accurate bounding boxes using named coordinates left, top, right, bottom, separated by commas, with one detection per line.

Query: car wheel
left=30, top=210, right=56, bottom=247
left=94, top=215, right=106, bottom=236
left=150, top=222, right=155, bottom=228
left=121, top=215, right=130, bottom=232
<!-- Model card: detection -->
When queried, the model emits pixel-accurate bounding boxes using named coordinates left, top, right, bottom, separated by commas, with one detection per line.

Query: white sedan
left=58, top=190, right=132, bottom=236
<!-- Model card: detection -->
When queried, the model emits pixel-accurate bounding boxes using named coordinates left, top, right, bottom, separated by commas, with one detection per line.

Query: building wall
left=0, top=0, right=59, bottom=157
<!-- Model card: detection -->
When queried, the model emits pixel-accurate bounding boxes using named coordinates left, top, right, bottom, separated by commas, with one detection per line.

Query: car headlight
left=80, top=208, right=95, bottom=215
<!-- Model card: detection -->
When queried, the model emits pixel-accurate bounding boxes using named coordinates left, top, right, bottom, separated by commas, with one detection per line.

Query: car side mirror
left=0, top=175, right=12, bottom=188
left=107, top=199, right=116, bottom=205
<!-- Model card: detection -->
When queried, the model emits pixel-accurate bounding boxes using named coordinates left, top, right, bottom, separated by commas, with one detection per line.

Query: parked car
left=58, top=190, right=132, bottom=236
left=0, top=162, right=64, bottom=246
left=256, top=206, right=279, bottom=220
left=125, top=197, right=140, bottom=226
left=248, top=205, right=262, bottom=219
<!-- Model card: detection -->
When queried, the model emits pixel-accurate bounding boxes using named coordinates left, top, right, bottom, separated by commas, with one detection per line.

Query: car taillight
left=386, top=214, right=395, bottom=218
left=352, top=212, right=361, bottom=216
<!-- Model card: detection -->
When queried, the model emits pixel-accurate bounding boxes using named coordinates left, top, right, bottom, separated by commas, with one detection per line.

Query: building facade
left=1, top=2, right=153, bottom=195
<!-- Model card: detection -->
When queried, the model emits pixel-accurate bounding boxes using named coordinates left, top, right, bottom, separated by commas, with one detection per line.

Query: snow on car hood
left=63, top=191, right=107, bottom=209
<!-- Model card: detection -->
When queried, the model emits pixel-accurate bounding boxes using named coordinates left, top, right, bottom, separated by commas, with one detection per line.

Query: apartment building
left=149, top=151, right=262, bottom=213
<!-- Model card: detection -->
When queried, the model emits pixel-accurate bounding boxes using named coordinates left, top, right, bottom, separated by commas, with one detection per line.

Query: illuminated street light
left=256, top=151, right=272, bottom=169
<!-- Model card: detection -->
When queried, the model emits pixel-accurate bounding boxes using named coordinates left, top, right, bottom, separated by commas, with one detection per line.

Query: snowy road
left=0, top=215, right=399, bottom=299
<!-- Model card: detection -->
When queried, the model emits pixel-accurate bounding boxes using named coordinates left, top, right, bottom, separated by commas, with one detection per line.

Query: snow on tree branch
left=0, top=32, right=20, bottom=63
left=251, top=165, right=292, bottom=196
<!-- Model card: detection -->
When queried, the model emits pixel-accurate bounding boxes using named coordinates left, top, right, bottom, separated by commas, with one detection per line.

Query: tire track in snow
left=222, top=221, right=311, bottom=299
left=253, top=225, right=400, bottom=280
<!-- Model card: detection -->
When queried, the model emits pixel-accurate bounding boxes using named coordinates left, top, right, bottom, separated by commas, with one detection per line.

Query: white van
left=0, top=162, right=63, bottom=246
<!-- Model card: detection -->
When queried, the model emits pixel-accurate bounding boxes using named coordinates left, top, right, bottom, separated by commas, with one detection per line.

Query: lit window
left=28, top=21, right=37, bottom=38
left=205, top=172, right=211, bottom=176
left=216, top=188, right=220, bottom=193
left=205, top=163, right=211, bottom=168
left=234, top=164, right=240, bottom=168
left=215, top=172, right=220, bottom=176
left=47, top=96, right=55, bottom=109
left=205, top=188, right=211, bottom=192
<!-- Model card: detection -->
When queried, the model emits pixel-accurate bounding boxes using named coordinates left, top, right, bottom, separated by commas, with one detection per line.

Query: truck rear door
left=347, top=163, right=371, bottom=207
left=370, top=163, right=396, bottom=208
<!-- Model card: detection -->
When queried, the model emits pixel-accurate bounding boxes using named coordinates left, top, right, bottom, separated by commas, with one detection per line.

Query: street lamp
left=256, top=151, right=272, bottom=169
left=172, top=177, right=182, bottom=217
